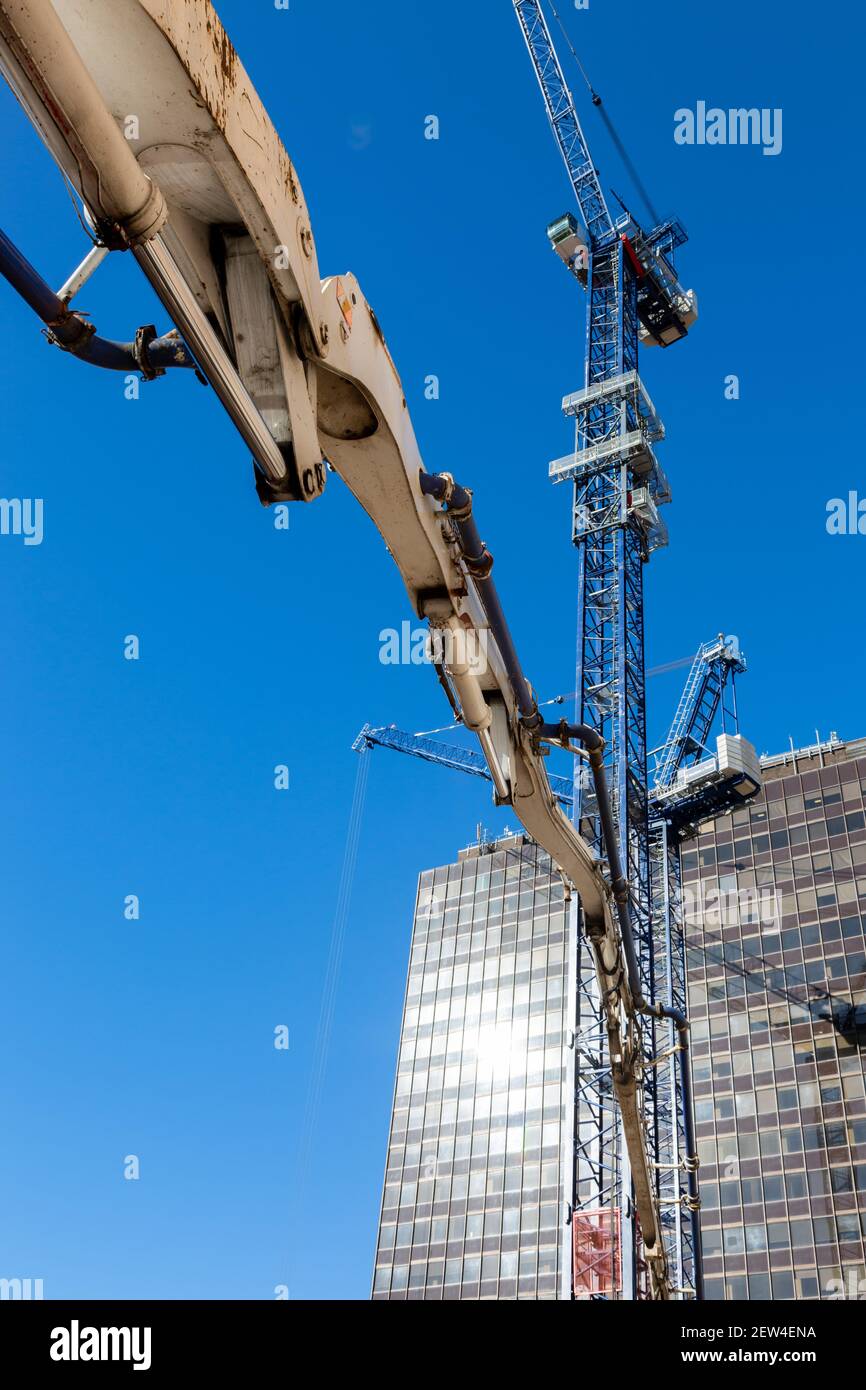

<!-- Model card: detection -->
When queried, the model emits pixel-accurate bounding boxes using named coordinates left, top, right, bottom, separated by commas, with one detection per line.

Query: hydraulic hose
left=419, top=470, right=541, bottom=728
left=0, top=226, right=195, bottom=374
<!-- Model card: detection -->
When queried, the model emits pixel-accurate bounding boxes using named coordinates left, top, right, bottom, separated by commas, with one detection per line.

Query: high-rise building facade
left=682, top=736, right=866, bottom=1301
left=373, top=737, right=866, bottom=1301
left=371, top=833, right=571, bottom=1301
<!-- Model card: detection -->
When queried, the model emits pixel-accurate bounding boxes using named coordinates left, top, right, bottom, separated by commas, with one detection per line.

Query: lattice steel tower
left=513, top=0, right=698, bottom=1298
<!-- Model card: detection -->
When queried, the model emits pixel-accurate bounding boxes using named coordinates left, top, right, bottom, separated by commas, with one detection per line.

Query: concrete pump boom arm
left=0, top=0, right=676, bottom=1298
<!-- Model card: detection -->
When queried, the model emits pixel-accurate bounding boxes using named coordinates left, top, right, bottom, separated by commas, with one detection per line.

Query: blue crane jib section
left=353, top=725, right=497, bottom=787
left=354, top=723, right=576, bottom=807
left=354, top=718, right=760, bottom=843
left=653, top=636, right=747, bottom=793
left=513, top=1, right=613, bottom=247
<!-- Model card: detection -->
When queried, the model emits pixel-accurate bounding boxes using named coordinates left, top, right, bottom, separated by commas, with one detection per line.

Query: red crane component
left=573, top=1208, right=622, bottom=1298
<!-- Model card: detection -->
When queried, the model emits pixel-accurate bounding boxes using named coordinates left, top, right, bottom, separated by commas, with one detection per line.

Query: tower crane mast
left=512, top=0, right=700, bottom=1298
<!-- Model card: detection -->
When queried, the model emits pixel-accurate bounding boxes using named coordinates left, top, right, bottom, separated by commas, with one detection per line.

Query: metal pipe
left=539, top=718, right=704, bottom=1298
left=0, top=0, right=165, bottom=243
left=58, top=243, right=110, bottom=303
left=478, top=727, right=511, bottom=801
left=0, top=224, right=289, bottom=482
left=539, top=718, right=644, bottom=991
left=0, top=225, right=72, bottom=324
left=419, top=471, right=541, bottom=727
left=0, top=225, right=195, bottom=373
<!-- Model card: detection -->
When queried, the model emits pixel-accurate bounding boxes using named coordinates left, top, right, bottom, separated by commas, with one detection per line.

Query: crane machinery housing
left=0, top=0, right=761, bottom=1301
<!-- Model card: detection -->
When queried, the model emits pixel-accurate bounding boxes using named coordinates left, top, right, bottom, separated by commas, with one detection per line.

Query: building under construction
left=0, top=0, right=724, bottom=1299
left=0, top=0, right=859, bottom=1310
left=371, top=736, right=866, bottom=1301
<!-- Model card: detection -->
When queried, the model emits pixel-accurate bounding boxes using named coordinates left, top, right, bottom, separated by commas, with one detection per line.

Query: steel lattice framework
left=512, top=1, right=612, bottom=243
left=569, top=235, right=655, bottom=1301
left=653, top=637, right=746, bottom=793
left=649, top=817, right=693, bottom=1293
left=514, top=0, right=684, bottom=1299
left=647, top=639, right=745, bottom=1290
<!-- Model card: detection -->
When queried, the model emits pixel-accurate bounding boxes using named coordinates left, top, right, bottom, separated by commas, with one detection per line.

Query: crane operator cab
left=548, top=213, right=589, bottom=285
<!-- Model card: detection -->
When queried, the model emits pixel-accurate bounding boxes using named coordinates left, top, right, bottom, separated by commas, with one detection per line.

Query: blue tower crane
left=353, top=722, right=574, bottom=807
left=512, top=0, right=698, bottom=1297
left=353, top=631, right=757, bottom=831
left=653, top=636, right=746, bottom=794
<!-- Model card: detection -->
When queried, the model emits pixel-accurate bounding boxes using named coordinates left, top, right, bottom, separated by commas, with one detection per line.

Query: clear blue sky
left=0, top=0, right=862, bottom=1300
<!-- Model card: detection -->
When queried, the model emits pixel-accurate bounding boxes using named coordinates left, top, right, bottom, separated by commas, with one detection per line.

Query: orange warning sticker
left=336, top=278, right=353, bottom=329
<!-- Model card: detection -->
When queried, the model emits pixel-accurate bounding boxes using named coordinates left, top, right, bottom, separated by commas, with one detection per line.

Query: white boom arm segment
left=0, top=0, right=674, bottom=1297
